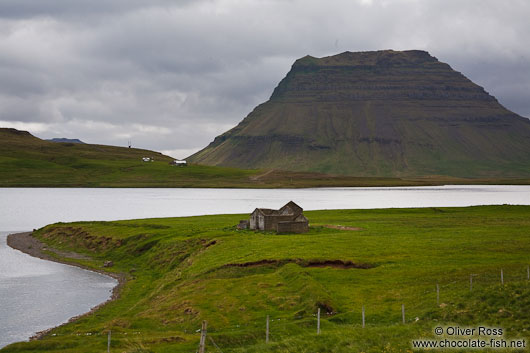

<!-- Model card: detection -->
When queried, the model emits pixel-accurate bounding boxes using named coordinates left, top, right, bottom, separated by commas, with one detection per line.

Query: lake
left=1, top=185, right=530, bottom=348
left=0, top=231, right=117, bottom=348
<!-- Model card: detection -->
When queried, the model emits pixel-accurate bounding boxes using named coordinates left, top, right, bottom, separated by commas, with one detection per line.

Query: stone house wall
left=263, top=215, right=294, bottom=231
left=277, top=221, right=309, bottom=234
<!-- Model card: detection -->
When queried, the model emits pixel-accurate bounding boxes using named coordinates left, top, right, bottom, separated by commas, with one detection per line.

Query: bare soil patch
left=222, top=258, right=373, bottom=270
left=323, top=224, right=362, bottom=231
left=7, top=231, right=91, bottom=260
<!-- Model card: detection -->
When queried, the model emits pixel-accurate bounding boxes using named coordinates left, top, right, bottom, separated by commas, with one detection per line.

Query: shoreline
left=6, top=232, right=126, bottom=341
left=1, top=181, right=530, bottom=188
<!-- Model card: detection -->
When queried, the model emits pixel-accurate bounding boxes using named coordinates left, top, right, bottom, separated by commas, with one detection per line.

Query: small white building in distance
left=171, top=160, right=187, bottom=166
left=142, top=157, right=153, bottom=162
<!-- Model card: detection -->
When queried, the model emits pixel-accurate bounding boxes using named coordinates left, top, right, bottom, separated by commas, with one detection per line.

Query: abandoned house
left=239, top=201, right=309, bottom=233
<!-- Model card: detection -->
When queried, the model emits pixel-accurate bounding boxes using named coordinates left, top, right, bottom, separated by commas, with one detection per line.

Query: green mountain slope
left=189, top=50, right=530, bottom=178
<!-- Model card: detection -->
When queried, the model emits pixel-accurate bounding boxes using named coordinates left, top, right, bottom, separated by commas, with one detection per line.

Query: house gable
left=279, top=201, right=303, bottom=217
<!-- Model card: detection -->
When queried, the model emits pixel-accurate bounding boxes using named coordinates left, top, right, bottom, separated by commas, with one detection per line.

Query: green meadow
left=2, top=205, right=529, bottom=352
left=0, top=128, right=259, bottom=187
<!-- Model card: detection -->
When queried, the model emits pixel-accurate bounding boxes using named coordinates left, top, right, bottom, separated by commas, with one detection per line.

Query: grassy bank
left=2, top=206, right=530, bottom=352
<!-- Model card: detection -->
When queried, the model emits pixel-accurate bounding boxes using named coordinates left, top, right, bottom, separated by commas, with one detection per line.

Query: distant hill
left=47, top=138, right=85, bottom=144
left=0, top=127, right=177, bottom=187
left=189, top=50, right=530, bottom=178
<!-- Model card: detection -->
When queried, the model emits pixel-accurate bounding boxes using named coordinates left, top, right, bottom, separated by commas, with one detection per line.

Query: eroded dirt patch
left=305, top=259, right=371, bottom=269
left=42, top=226, right=123, bottom=251
left=323, top=224, right=362, bottom=231
left=222, top=258, right=373, bottom=269
left=7, top=231, right=91, bottom=260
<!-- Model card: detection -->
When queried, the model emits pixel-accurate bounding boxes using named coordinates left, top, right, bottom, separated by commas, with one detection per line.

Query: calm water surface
left=2, top=185, right=530, bottom=230
left=0, top=231, right=116, bottom=348
left=1, top=185, right=530, bottom=348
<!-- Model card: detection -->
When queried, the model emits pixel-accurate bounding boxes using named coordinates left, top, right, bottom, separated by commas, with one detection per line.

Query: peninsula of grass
left=1, top=128, right=529, bottom=187
left=3, top=205, right=530, bottom=352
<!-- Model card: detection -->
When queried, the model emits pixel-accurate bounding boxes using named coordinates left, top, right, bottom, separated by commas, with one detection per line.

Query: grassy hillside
left=0, top=128, right=179, bottom=187
left=5, top=128, right=527, bottom=187
left=0, top=128, right=283, bottom=188
left=3, top=206, right=530, bottom=352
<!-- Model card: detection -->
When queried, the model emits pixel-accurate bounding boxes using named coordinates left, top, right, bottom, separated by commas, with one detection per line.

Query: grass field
left=2, top=205, right=529, bottom=352
left=2, top=128, right=529, bottom=188
left=0, top=128, right=257, bottom=187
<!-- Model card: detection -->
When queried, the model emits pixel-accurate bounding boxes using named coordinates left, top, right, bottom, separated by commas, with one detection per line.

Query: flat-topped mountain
left=189, top=50, right=530, bottom=177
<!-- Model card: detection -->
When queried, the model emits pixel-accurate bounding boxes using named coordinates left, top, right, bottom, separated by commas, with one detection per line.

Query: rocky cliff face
left=189, top=50, right=530, bottom=177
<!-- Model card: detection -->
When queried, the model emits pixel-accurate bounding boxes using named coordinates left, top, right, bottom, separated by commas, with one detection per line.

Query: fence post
left=317, top=308, right=321, bottom=335
left=266, top=315, right=269, bottom=343
left=199, top=321, right=207, bottom=353
left=107, top=330, right=111, bottom=353
left=436, top=284, right=440, bottom=305
left=362, top=305, right=365, bottom=328
left=401, top=304, right=405, bottom=324
left=501, top=269, right=504, bottom=285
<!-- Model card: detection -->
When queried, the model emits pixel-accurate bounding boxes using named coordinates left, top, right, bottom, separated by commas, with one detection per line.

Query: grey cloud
left=0, top=0, right=529, bottom=157
left=0, top=0, right=203, bottom=20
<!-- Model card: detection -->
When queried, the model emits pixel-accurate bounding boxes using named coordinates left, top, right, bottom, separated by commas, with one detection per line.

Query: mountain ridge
left=189, top=50, right=530, bottom=177
left=48, top=138, right=85, bottom=144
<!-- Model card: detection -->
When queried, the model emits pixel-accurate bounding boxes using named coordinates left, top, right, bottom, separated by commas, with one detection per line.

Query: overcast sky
left=1, top=0, right=529, bottom=158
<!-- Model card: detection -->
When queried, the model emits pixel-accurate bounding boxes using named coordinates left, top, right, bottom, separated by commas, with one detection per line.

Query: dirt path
left=250, top=169, right=276, bottom=181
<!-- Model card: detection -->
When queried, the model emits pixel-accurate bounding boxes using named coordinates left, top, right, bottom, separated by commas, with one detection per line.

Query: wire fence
left=37, top=265, right=530, bottom=352
left=191, top=265, right=530, bottom=352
